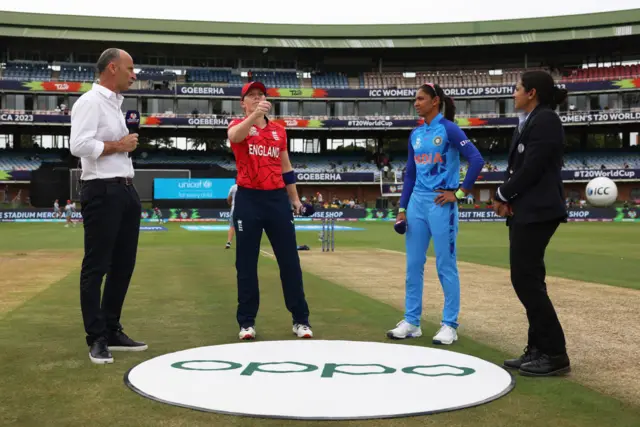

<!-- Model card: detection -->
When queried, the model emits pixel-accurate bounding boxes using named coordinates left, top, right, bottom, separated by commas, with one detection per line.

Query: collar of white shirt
left=92, top=83, right=124, bottom=107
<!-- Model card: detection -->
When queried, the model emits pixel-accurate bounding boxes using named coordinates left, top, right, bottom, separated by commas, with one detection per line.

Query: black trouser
left=509, top=220, right=566, bottom=356
left=79, top=179, right=141, bottom=346
left=234, top=186, right=310, bottom=328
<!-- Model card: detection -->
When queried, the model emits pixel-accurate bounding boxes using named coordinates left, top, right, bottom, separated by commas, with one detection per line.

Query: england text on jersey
left=249, top=144, right=280, bottom=158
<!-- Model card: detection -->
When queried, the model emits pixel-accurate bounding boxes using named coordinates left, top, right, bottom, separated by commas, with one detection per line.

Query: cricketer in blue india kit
left=388, top=83, right=484, bottom=345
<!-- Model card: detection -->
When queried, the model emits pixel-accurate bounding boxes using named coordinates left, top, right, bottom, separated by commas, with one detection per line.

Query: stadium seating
left=186, top=69, right=232, bottom=83
left=312, top=72, right=349, bottom=89
left=59, top=65, right=95, bottom=82
left=1, top=150, right=637, bottom=175
left=2, top=62, right=51, bottom=81
left=562, top=64, right=640, bottom=82
left=137, top=68, right=177, bottom=81
left=249, top=71, right=300, bottom=88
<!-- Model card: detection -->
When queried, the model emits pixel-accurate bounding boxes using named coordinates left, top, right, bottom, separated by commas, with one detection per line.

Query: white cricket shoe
left=432, top=325, right=458, bottom=345
left=293, top=324, right=313, bottom=338
left=386, top=320, right=422, bottom=339
left=238, top=326, right=256, bottom=340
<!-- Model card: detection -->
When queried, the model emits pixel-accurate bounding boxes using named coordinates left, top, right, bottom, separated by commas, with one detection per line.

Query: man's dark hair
left=96, top=48, right=121, bottom=74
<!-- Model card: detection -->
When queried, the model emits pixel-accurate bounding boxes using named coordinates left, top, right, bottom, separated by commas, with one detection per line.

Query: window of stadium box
left=177, top=98, right=208, bottom=115
left=498, top=99, right=515, bottom=116
left=275, top=101, right=300, bottom=116
left=385, top=101, right=411, bottom=116
left=622, top=92, right=640, bottom=110
left=358, top=101, right=383, bottom=116
left=36, top=95, right=65, bottom=111
left=630, top=188, right=640, bottom=201
left=567, top=95, right=589, bottom=112
left=302, top=102, right=328, bottom=116
left=330, top=102, right=355, bottom=117
left=469, top=99, right=496, bottom=116
left=214, top=100, right=243, bottom=115
left=142, top=98, right=175, bottom=114
left=4, top=94, right=34, bottom=111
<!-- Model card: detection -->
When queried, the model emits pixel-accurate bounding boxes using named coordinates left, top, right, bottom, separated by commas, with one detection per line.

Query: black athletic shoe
left=107, top=330, right=148, bottom=352
left=89, top=337, right=113, bottom=364
left=519, top=353, right=571, bottom=377
left=504, top=346, right=541, bottom=370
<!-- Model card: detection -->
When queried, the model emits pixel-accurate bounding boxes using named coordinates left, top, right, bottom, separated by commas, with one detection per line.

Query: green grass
left=0, top=222, right=639, bottom=426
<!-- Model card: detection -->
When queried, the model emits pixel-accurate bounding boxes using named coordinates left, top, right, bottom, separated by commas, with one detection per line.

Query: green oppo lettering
left=321, top=363, right=396, bottom=378
left=402, top=364, right=476, bottom=377
left=240, top=362, right=318, bottom=376
left=171, top=360, right=242, bottom=371
left=170, top=360, right=476, bottom=378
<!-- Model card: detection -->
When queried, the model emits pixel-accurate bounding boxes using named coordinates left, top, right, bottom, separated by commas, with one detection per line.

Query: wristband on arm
left=283, top=170, right=296, bottom=185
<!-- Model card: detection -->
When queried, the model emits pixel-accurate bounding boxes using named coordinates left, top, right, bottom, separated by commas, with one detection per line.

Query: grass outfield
left=0, top=221, right=639, bottom=426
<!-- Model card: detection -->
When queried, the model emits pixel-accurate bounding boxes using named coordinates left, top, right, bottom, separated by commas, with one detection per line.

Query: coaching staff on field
left=228, top=81, right=313, bottom=341
left=70, top=48, right=147, bottom=364
left=494, top=70, right=570, bottom=377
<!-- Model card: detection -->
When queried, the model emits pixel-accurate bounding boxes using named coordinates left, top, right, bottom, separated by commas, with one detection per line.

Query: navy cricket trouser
left=233, top=186, right=310, bottom=328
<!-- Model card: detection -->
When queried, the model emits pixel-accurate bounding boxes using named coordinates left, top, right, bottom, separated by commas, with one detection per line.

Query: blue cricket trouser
left=404, top=191, right=460, bottom=329
left=233, top=186, right=310, bottom=329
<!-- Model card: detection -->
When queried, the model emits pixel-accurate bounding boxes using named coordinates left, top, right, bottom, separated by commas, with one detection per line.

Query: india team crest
left=433, top=136, right=443, bottom=146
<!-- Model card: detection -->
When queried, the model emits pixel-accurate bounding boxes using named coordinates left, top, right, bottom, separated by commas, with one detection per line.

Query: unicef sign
left=153, top=178, right=235, bottom=200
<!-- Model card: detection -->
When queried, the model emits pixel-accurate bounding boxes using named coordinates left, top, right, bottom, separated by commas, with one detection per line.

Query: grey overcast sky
left=1, top=0, right=639, bottom=25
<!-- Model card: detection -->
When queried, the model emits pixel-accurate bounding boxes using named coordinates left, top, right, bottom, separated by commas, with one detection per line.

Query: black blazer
left=497, top=105, right=567, bottom=225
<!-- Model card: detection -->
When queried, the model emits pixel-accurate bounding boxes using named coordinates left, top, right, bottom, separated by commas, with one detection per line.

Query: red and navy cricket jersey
left=229, top=118, right=287, bottom=190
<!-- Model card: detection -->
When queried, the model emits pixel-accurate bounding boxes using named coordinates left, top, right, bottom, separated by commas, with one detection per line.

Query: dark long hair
left=521, top=70, right=568, bottom=109
left=418, top=83, right=456, bottom=121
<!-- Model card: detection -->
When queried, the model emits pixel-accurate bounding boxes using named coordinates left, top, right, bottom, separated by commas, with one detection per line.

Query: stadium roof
left=0, top=9, right=639, bottom=48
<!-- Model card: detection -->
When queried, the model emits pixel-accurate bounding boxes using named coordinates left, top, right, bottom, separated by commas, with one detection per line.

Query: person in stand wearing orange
left=227, top=81, right=312, bottom=341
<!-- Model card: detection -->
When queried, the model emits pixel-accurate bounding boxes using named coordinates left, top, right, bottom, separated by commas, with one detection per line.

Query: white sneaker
left=293, top=324, right=313, bottom=338
left=432, top=325, right=458, bottom=345
left=386, top=320, right=422, bottom=339
left=238, top=326, right=256, bottom=340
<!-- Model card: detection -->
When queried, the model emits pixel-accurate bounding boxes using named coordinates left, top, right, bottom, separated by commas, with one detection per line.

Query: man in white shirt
left=70, top=48, right=147, bottom=365
left=225, top=182, right=238, bottom=249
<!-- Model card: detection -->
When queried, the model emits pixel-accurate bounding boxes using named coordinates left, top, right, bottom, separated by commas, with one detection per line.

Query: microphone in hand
left=125, top=110, right=141, bottom=158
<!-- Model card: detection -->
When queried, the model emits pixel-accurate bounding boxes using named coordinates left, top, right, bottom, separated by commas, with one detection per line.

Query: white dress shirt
left=228, top=184, right=238, bottom=210
left=70, top=83, right=133, bottom=180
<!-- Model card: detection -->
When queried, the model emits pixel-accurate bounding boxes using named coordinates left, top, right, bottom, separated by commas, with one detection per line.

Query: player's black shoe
left=107, top=330, right=148, bottom=352
left=89, top=337, right=113, bottom=364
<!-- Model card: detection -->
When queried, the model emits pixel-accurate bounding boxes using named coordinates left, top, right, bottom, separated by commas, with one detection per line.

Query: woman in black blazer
left=494, top=70, right=570, bottom=377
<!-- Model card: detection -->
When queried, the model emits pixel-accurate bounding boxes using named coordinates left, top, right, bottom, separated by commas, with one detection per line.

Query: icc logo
left=129, top=112, right=137, bottom=120
left=414, top=137, right=421, bottom=149
left=588, top=187, right=610, bottom=196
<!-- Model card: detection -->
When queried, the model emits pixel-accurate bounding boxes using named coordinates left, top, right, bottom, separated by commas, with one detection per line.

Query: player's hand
left=397, top=211, right=406, bottom=223
left=119, top=133, right=138, bottom=152
left=292, top=200, right=303, bottom=215
left=493, top=201, right=512, bottom=217
left=251, top=101, right=271, bottom=119
left=434, top=190, right=457, bottom=206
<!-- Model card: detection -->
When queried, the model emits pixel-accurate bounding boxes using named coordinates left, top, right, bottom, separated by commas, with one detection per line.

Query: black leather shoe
left=519, top=353, right=571, bottom=377
left=504, top=346, right=541, bottom=369
left=89, top=337, right=113, bottom=364
left=107, top=330, right=148, bottom=352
